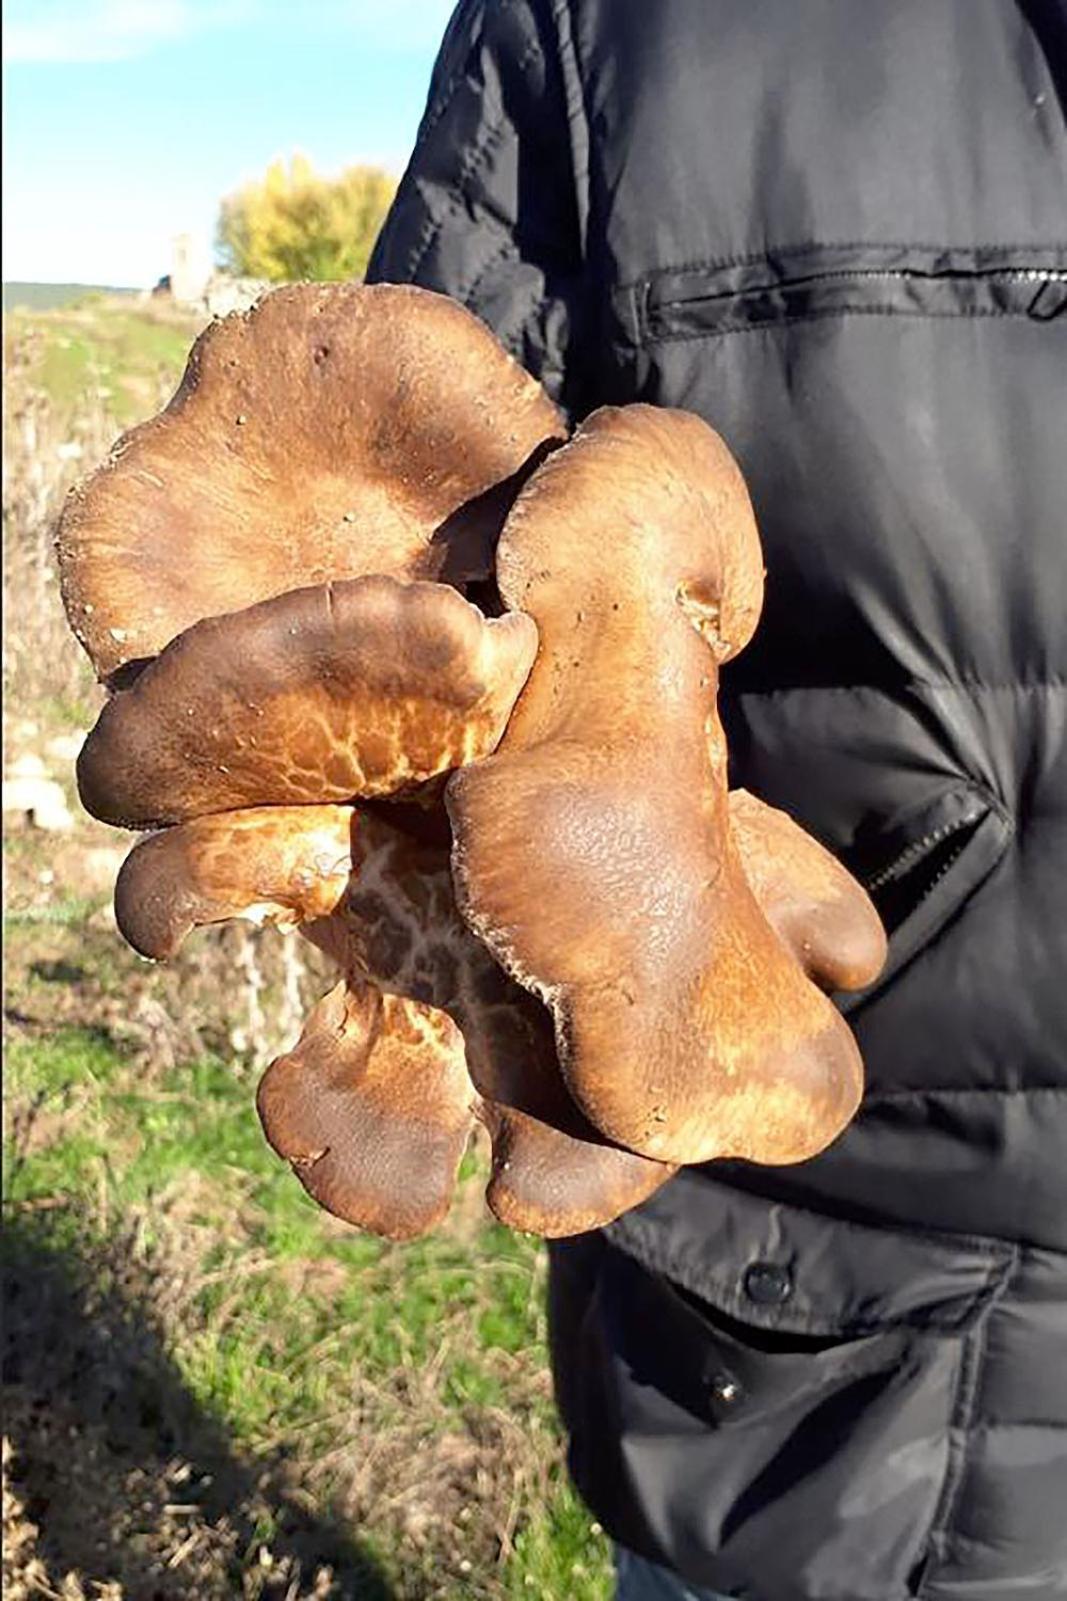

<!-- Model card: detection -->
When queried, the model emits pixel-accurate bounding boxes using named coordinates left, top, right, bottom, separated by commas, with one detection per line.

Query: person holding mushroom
left=362, top=4, right=1067, bottom=1600
left=57, top=2, right=1067, bottom=1598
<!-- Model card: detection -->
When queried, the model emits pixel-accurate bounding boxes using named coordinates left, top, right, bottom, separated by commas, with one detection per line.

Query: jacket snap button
left=709, top=1373, right=743, bottom=1405
left=743, top=1261, right=793, bottom=1305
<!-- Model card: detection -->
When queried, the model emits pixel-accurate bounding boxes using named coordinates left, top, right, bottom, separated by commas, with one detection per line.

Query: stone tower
left=169, top=233, right=211, bottom=306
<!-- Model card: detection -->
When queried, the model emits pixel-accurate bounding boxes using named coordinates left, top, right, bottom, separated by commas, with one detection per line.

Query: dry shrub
left=3, top=311, right=334, bottom=1074
left=3, top=340, right=111, bottom=730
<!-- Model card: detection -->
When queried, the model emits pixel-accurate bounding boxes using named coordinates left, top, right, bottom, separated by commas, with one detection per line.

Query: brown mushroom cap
left=57, top=282, right=564, bottom=682
left=478, top=774, right=887, bottom=1233
left=257, top=979, right=474, bottom=1241
left=728, top=790, right=887, bottom=992
left=432, top=944, right=672, bottom=1237
left=114, top=804, right=356, bottom=959
left=77, top=575, right=537, bottom=828
left=448, top=405, right=881, bottom=1168
left=58, top=306, right=886, bottom=1232
left=257, top=967, right=672, bottom=1243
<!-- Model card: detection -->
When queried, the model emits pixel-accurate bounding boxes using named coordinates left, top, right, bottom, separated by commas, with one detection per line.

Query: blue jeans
left=614, top=1547, right=735, bottom=1601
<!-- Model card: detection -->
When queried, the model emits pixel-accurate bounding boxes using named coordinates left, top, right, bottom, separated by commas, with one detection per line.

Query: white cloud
left=3, top=1, right=461, bottom=66
left=3, top=0, right=250, bottom=65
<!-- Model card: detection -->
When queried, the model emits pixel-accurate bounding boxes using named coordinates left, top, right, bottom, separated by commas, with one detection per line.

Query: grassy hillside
left=3, top=281, right=140, bottom=312
left=2, top=299, right=613, bottom=1600
left=5, top=294, right=202, bottom=433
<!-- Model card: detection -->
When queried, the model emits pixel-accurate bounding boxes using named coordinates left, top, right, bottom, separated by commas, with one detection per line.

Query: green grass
left=4, top=894, right=103, bottom=927
left=2, top=1025, right=612, bottom=1599
left=5, top=298, right=201, bottom=430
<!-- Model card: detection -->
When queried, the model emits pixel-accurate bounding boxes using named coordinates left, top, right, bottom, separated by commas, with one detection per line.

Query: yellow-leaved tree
left=216, top=155, right=397, bottom=282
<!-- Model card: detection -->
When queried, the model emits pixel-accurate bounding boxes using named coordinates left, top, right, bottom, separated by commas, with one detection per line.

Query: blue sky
left=3, top=0, right=457, bottom=286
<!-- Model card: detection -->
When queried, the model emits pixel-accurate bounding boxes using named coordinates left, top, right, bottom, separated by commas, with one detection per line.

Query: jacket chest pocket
left=630, top=244, right=1067, bottom=344
left=567, top=1181, right=1013, bottom=1601
left=609, top=241, right=1067, bottom=680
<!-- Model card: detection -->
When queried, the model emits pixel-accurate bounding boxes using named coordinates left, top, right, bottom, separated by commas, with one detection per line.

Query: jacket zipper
left=712, top=267, right=1067, bottom=286
left=641, top=260, right=1067, bottom=339
left=859, top=812, right=985, bottom=895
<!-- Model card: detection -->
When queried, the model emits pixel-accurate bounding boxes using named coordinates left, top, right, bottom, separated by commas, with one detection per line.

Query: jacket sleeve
left=366, top=0, right=591, bottom=422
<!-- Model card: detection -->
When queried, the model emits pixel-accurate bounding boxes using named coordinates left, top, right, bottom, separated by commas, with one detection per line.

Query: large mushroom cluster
left=56, top=283, right=886, bottom=1241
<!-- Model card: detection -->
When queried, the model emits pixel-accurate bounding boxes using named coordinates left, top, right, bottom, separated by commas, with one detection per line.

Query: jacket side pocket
left=586, top=1182, right=1013, bottom=1601
left=838, top=781, right=1013, bottom=1013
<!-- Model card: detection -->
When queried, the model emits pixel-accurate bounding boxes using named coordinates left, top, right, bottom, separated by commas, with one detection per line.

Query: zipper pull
left=1027, top=279, right=1067, bottom=320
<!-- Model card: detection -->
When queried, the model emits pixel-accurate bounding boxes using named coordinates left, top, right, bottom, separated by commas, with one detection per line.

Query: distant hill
left=3, top=282, right=140, bottom=312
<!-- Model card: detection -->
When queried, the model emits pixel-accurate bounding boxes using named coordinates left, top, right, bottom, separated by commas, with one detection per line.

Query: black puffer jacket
left=367, top=3, right=1067, bottom=1596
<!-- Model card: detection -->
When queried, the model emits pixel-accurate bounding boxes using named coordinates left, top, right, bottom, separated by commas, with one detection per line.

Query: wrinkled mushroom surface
left=128, top=802, right=671, bottom=1238
left=448, top=405, right=883, bottom=1168
left=57, top=282, right=564, bottom=682
left=78, top=575, right=537, bottom=828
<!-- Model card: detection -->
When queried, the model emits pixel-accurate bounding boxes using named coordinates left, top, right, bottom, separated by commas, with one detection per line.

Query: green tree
left=216, top=155, right=397, bottom=282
